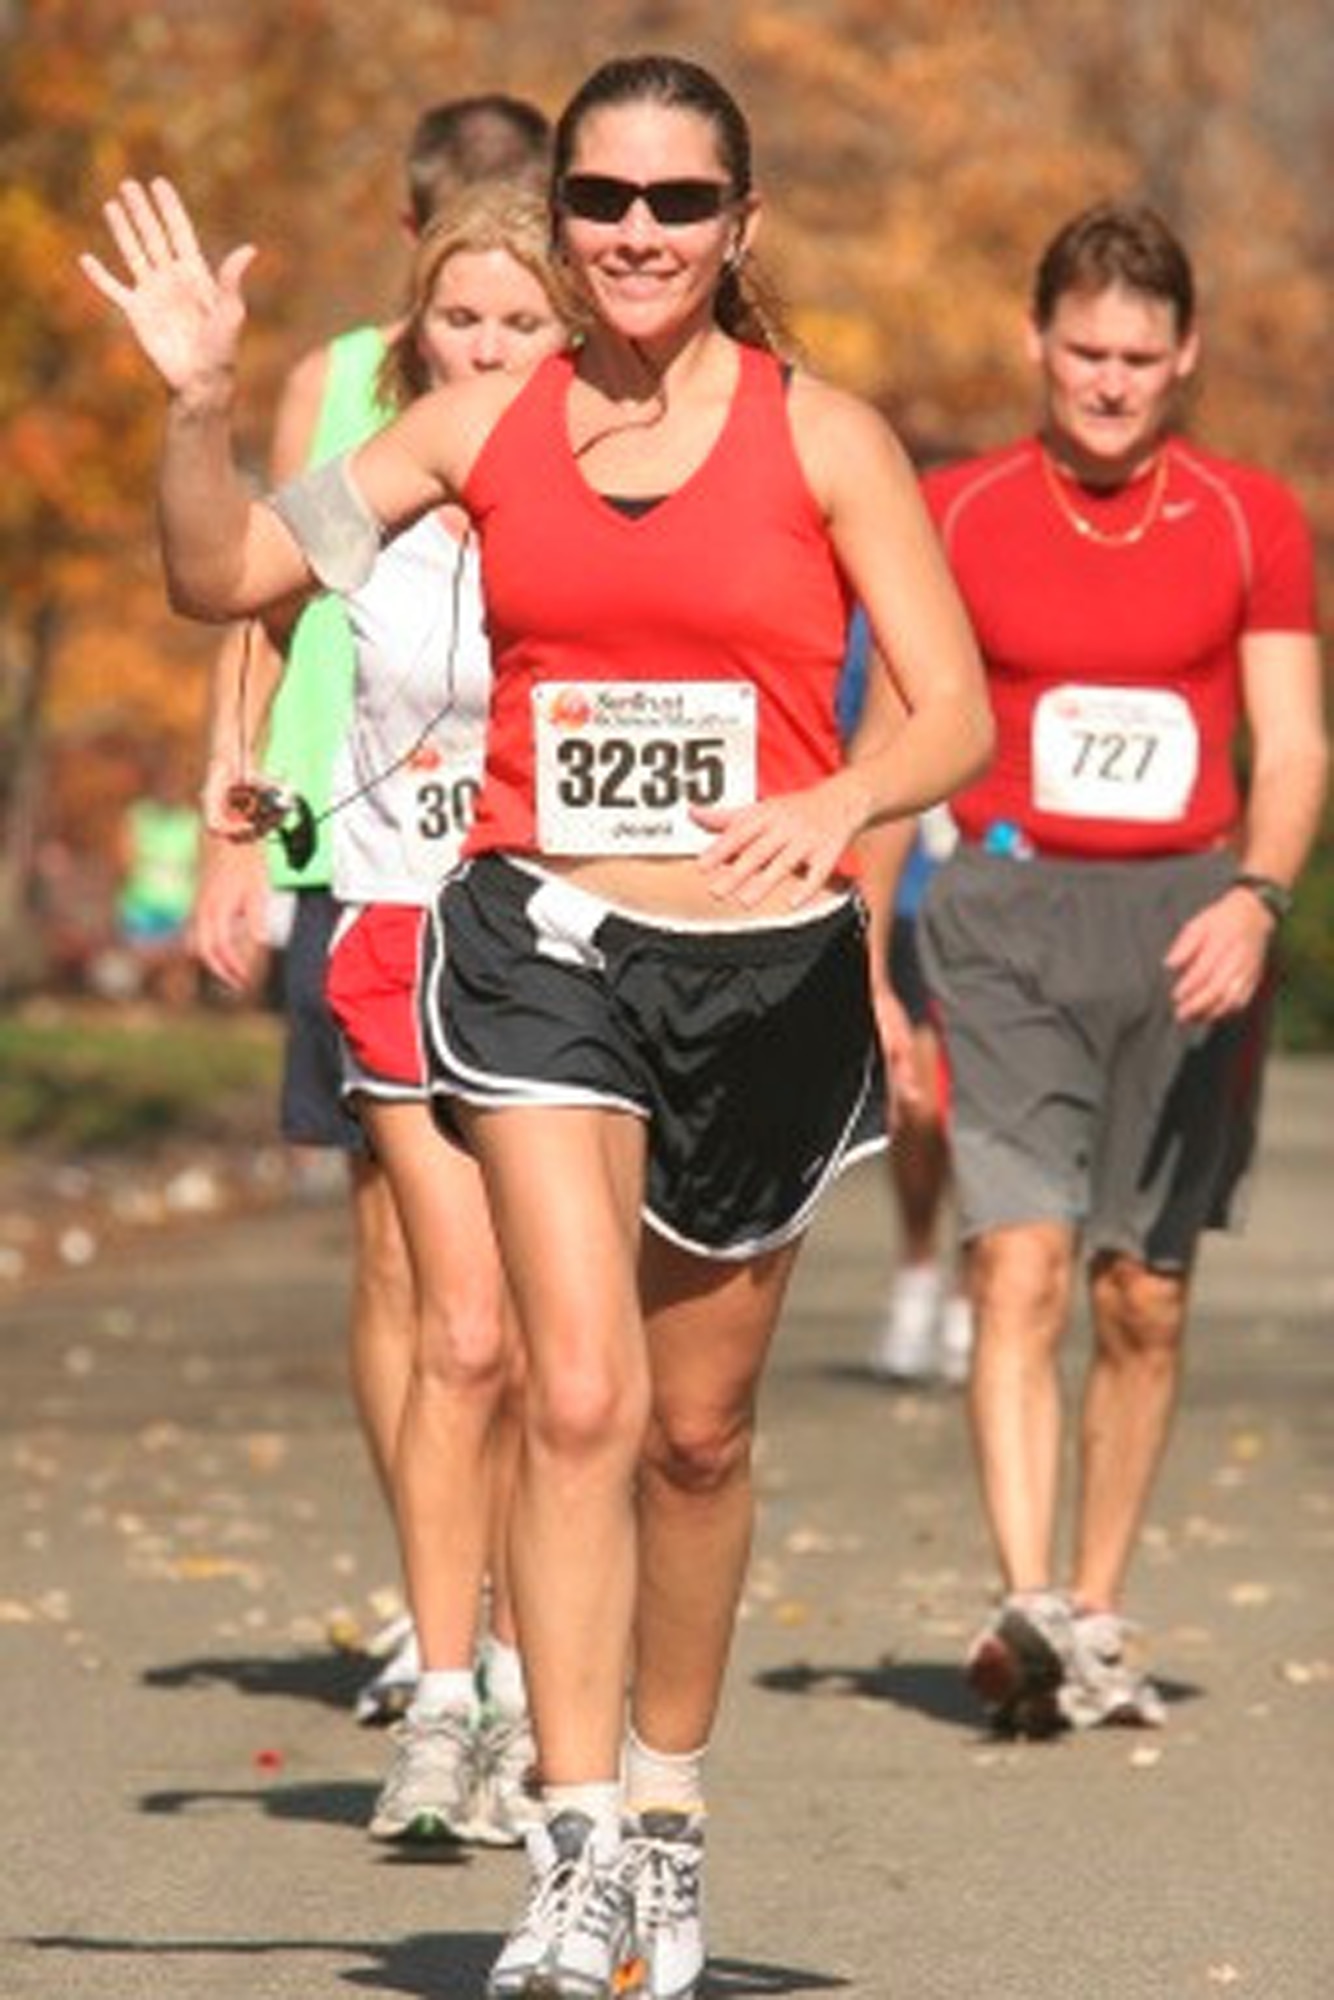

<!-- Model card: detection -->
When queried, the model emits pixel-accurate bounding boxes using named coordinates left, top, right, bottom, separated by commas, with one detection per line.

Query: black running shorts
left=419, top=854, right=886, bottom=1259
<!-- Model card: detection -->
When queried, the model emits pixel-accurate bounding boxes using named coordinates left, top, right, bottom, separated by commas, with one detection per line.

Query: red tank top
left=460, top=346, right=851, bottom=857
left=926, top=437, right=1317, bottom=859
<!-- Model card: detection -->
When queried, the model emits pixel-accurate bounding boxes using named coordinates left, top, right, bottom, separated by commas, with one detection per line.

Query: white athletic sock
left=624, top=1727, right=707, bottom=1817
left=410, top=1667, right=478, bottom=1723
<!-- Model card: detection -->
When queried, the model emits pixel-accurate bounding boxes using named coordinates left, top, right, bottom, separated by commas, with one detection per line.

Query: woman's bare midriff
left=535, top=851, right=846, bottom=925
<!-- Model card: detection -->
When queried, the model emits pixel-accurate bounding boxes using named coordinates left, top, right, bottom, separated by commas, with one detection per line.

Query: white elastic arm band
left=266, top=453, right=382, bottom=593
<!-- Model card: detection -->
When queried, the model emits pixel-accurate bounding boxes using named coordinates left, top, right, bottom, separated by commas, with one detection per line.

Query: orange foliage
left=1, top=0, right=1329, bottom=888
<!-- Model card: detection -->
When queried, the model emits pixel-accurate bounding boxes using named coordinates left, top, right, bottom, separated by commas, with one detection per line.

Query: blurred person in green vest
left=111, top=746, right=201, bottom=1007
left=189, top=92, right=550, bottom=1723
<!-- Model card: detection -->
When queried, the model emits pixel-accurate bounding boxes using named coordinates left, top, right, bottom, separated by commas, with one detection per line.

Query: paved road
left=3, top=1061, right=1331, bottom=1998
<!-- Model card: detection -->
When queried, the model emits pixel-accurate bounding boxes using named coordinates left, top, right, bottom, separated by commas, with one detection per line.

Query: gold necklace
left=1040, top=448, right=1168, bottom=548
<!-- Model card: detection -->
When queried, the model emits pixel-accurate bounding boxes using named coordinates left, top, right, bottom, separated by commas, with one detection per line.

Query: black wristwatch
left=1233, top=871, right=1294, bottom=924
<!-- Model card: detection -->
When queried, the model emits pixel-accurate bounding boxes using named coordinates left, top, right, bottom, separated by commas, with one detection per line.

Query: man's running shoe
left=966, top=1589, right=1075, bottom=1737
left=468, top=1711, right=541, bottom=1848
left=354, top=1615, right=420, bottom=1726
left=368, top=1709, right=473, bottom=1844
left=1059, top=1610, right=1167, bottom=1729
left=868, top=1263, right=945, bottom=1383
left=487, top=1809, right=636, bottom=1999
left=619, top=1810, right=706, bottom=2000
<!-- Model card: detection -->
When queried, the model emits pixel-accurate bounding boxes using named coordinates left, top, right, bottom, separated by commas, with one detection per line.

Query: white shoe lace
left=623, top=1819, right=702, bottom=1940
left=520, top=1826, right=628, bottom=1960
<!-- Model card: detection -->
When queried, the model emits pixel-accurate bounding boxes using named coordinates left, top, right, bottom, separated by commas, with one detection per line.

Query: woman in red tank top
left=84, top=56, right=993, bottom=1997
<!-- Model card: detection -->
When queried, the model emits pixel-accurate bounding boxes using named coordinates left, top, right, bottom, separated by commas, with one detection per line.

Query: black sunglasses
left=559, top=174, right=736, bottom=227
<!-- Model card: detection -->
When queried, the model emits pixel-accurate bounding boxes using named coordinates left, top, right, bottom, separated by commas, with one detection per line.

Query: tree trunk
left=0, top=600, right=58, bottom=996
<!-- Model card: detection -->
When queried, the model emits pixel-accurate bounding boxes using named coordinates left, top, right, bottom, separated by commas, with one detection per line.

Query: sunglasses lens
left=561, top=175, right=634, bottom=222
left=649, top=181, right=729, bottom=223
left=560, top=176, right=731, bottom=226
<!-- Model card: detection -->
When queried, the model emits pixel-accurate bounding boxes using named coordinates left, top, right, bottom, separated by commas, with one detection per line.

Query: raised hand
left=78, top=177, right=256, bottom=396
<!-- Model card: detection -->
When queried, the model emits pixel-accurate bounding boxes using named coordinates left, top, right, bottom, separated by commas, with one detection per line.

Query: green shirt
left=264, top=325, right=394, bottom=889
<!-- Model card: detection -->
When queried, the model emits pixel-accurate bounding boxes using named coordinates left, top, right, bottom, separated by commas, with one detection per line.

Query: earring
left=723, top=240, right=745, bottom=275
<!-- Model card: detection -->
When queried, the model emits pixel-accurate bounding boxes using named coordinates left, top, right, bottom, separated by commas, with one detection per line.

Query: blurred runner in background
left=840, top=606, right=974, bottom=1386
left=189, top=93, right=551, bottom=1725
left=237, top=180, right=576, bottom=1849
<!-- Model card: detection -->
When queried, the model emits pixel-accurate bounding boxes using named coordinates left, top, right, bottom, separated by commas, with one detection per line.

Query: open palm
left=79, top=177, right=255, bottom=393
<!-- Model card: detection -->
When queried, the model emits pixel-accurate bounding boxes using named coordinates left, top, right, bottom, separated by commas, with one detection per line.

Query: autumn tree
left=4, top=0, right=1329, bottom=1021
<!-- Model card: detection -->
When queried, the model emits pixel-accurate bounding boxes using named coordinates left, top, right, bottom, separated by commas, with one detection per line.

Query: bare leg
left=361, top=1101, right=512, bottom=1673
left=890, top=1022, right=951, bottom=1265
left=966, top=1220, right=1077, bottom=1592
left=484, top=1348, right=526, bottom=1652
left=633, top=1235, right=800, bottom=1754
left=462, top=1102, right=651, bottom=1785
left=872, top=1021, right=970, bottom=1383
left=1073, top=1253, right=1190, bottom=1612
left=346, top=1151, right=417, bottom=1501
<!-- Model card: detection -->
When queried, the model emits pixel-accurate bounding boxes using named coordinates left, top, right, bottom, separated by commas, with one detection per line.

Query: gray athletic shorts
left=418, top=853, right=887, bottom=1260
left=918, top=847, right=1272, bottom=1270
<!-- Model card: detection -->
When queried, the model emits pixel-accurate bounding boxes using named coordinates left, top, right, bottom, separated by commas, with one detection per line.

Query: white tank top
left=331, top=513, right=491, bottom=905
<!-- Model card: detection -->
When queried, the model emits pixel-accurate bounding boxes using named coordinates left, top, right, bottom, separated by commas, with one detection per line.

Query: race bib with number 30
left=1032, top=684, right=1200, bottom=823
left=533, top=681, right=757, bottom=854
left=384, top=720, right=484, bottom=879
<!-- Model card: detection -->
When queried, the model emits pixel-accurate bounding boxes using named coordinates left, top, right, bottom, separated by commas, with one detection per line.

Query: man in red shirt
left=917, top=201, right=1328, bottom=1732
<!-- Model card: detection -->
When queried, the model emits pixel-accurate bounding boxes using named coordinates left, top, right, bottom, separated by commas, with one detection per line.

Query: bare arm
left=268, top=344, right=332, bottom=483
left=1234, top=632, right=1328, bottom=889
left=189, top=329, right=327, bottom=976
left=200, top=324, right=339, bottom=823
left=846, top=654, right=924, bottom=1115
left=191, top=614, right=303, bottom=990
left=200, top=613, right=300, bottom=835
left=79, top=179, right=458, bottom=617
left=1166, top=629, right=1328, bottom=1022
left=845, top=648, right=917, bottom=997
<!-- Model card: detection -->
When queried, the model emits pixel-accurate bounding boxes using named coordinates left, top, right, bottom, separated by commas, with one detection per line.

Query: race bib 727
left=1032, top=684, right=1199, bottom=823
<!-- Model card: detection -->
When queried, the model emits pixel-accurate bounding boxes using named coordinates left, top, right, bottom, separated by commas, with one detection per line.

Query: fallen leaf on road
left=165, top=1555, right=259, bottom=1583
left=1278, top=1659, right=1331, bottom=1686
left=773, top=1599, right=812, bottom=1626
left=1229, top=1430, right=1265, bottom=1462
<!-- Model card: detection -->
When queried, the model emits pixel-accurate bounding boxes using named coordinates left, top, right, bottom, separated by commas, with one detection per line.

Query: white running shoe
left=468, top=1711, right=541, bottom=1847
left=620, top=1810, right=706, bottom=2000
left=966, top=1589, right=1075, bottom=1738
left=354, top=1617, right=420, bottom=1726
left=1059, top=1611, right=1167, bottom=1729
left=868, top=1263, right=945, bottom=1382
left=487, top=1809, right=635, bottom=1999
left=368, top=1709, right=473, bottom=1844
